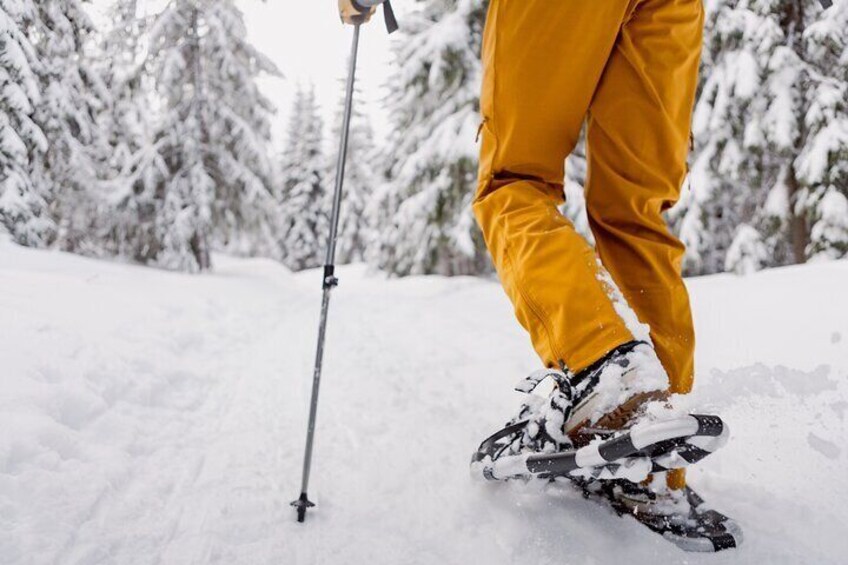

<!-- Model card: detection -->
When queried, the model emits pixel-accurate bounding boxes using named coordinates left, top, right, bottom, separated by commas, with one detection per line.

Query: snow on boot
left=564, top=340, right=669, bottom=447
left=574, top=475, right=743, bottom=552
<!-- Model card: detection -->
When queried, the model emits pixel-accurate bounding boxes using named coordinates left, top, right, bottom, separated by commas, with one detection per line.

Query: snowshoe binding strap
left=514, top=368, right=572, bottom=394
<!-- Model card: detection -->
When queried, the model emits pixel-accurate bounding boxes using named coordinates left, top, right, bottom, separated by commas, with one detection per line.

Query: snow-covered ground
left=1, top=243, right=847, bottom=564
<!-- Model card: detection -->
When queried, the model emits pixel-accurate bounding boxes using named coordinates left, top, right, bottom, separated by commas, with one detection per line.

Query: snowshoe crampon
left=471, top=413, right=729, bottom=483
left=575, top=478, right=743, bottom=552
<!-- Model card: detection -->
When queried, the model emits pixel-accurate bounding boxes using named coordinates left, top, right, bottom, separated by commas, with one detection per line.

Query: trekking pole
left=291, top=1, right=397, bottom=524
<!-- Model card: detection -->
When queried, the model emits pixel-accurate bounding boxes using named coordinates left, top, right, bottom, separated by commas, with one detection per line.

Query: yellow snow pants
left=473, top=0, right=704, bottom=489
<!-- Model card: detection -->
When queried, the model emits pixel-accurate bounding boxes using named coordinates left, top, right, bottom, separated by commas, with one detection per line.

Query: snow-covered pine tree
left=798, top=0, right=848, bottom=260
left=368, top=0, right=490, bottom=276
left=198, top=0, right=281, bottom=257
left=100, top=0, right=147, bottom=174
left=278, top=86, right=327, bottom=271
left=144, top=0, right=214, bottom=270
left=680, top=0, right=848, bottom=275
left=329, top=83, right=376, bottom=264
left=676, top=0, right=776, bottom=274
left=28, top=0, right=110, bottom=252
left=95, top=0, right=162, bottom=263
left=0, top=0, right=51, bottom=245
left=142, top=0, right=281, bottom=271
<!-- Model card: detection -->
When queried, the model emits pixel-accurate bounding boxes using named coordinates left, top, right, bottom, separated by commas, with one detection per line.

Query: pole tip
left=291, top=492, right=315, bottom=523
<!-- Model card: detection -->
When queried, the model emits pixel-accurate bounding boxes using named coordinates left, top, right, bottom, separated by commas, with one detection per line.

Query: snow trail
left=1, top=245, right=847, bottom=564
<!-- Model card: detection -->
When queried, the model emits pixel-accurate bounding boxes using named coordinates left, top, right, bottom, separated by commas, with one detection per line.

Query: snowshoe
left=470, top=350, right=729, bottom=482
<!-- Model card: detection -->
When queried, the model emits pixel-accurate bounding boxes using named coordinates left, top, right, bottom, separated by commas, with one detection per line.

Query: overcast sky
left=90, top=1, right=400, bottom=150
left=236, top=0, right=398, bottom=148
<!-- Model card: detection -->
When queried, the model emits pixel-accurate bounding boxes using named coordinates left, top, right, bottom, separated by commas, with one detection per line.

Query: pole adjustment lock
left=322, top=265, right=339, bottom=289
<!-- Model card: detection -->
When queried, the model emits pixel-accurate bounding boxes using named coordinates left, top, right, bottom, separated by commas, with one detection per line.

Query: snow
left=1, top=244, right=847, bottom=564
left=810, top=189, right=848, bottom=261
left=764, top=168, right=790, bottom=219
left=797, top=118, right=848, bottom=185
left=732, top=49, right=759, bottom=100
left=594, top=261, right=652, bottom=344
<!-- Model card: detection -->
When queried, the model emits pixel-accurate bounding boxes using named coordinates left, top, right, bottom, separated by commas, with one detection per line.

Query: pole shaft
left=297, top=24, right=361, bottom=501
left=326, top=24, right=361, bottom=265
left=298, top=287, right=332, bottom=494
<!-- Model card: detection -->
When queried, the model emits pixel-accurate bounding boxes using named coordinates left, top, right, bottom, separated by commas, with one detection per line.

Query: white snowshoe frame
left=472, top=412, right=729, bottom=482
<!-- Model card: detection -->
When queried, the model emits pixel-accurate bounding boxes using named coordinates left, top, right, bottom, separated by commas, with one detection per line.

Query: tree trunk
left=782, top=1, right=808, bottom=265
left=190, top=231, right=211, bottom=270
left=190, top=6, right=211, bottom=271
left=786, top=163, right=808, bottom=264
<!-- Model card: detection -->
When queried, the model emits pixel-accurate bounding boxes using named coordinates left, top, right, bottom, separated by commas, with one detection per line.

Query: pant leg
left=473, top=0, right=639, bottom=371
left=585, top=0, right=703, bottom=394
left=585, top=0, right=704, bottom=490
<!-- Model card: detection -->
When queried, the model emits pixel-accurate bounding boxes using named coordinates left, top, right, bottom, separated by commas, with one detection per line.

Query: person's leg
left=585, top=0, right=704, bottom=488
left=473, top=0, right=640, bottom=372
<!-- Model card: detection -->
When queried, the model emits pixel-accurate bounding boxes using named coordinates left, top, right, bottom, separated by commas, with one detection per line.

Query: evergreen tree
left=144, top=0, right=214, bottom=270
left=329, top=83, right=376, bottom=264
left=798, top=0, right=848, bottom=260
left=28, top=0, right=110, bottom=252
left=279, top=86, right=327, bottom=271
left=100, top=0, right=147, bottom=176
left=368, top=0, right=490, bottom=276
left=0, top=0, right=51, bottom=245
left=200, top=0, right=281, bottom=257
left=140, top=0, right=281, bottom=271
left=679, top=0, right=848, bottom=274
left=95, top=0, right=160, bottom=263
